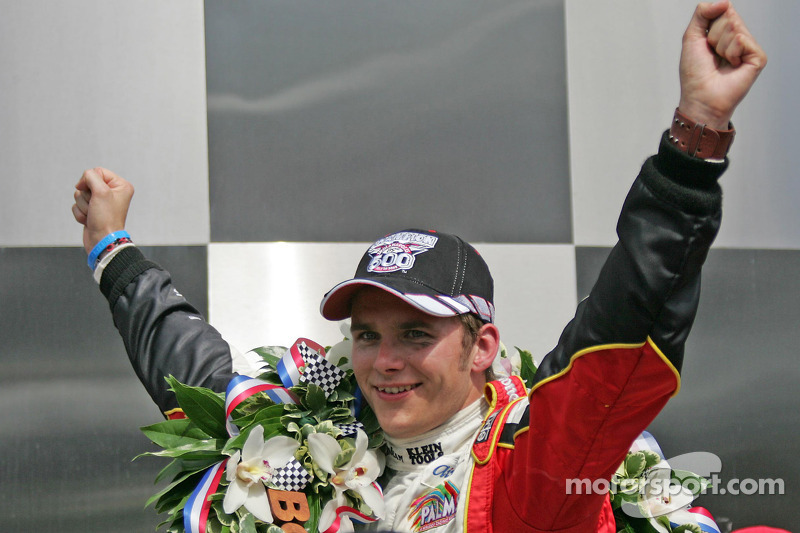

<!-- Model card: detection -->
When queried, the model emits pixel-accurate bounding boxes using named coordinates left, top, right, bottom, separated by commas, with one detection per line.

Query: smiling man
left=72, top=2, right=766, bottom=532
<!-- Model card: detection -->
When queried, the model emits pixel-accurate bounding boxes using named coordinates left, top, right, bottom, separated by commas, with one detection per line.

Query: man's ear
left=471, top=322, right=500, bottom=373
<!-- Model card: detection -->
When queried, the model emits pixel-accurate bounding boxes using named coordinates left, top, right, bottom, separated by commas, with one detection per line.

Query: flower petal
left=262, top=435, right=301, bottom=469
left=358, top=450, right=383, bottom=482
left=349, top=429, right=368, bottom=467
left=223, top=479, right=248, bottom=514
left=226, top=450, right=241, bottom=482
left=317, top=498, right=339, bottom=532
left=244, top=482, right=273, bottom=523
left=241, top=425, right=265, bottom=461
left=339, top=517, right=355, bottom=532
left=307, top=432, right=341, bottom=475
left=358, top=483, right=385, bottom=519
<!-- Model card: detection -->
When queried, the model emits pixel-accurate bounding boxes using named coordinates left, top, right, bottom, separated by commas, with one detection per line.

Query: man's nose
left=373, top=339, right=405, bottom=373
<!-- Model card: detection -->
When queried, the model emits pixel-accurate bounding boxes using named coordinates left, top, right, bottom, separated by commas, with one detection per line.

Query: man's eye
left=356, top=331, right=378, bottom=341
left=405, top=330, right=428, bottom=339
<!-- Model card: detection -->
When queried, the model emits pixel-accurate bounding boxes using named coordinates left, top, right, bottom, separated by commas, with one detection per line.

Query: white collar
left=382, top=398, right=486, bottom=471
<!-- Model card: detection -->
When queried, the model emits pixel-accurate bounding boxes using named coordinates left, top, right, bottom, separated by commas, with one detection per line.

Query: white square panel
left=209, top=242, right=576, bottom=364
left=0, top=1, right=209, bottom=246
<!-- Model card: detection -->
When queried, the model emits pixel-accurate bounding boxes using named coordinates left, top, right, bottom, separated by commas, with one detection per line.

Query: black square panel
left=0, top=246, right=207, bottom=532
left=576, top=246, right=799, bottom=530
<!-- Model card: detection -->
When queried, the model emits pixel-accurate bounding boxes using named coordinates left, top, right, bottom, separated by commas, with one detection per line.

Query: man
left=72, top=2, right=765, bottom=531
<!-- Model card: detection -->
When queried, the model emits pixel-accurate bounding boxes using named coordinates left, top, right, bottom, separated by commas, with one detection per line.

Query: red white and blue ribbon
left=684, top=507, right=722, bottom=533
left=184, top=460, right=227, bottom=533
left=276, top=338, right=326, bottom=388
left=322, top=483, right=383, bottom=533
left=224, top=375, right=298, bottom=436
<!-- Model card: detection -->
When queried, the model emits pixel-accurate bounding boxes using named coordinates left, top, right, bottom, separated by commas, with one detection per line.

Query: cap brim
left=320, top=278, right=473, bottom=321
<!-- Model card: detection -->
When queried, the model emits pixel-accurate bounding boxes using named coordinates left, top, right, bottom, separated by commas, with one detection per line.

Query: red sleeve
left=495, top=135, right=725, bottom=531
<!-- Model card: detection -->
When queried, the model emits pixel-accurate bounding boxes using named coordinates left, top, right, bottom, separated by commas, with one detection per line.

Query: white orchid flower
left=635, top=466, right=697, bottom=532
left=307, top=429, right=385, bottom=532
left=223, top=425, right=301, bottom=522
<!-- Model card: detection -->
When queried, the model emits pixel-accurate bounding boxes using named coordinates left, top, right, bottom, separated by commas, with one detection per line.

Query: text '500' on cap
left=320, top=229, right=495, bottom=323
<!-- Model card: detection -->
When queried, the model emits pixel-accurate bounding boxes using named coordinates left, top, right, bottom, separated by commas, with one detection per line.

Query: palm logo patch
left=408, top=481, right=459, bottom=532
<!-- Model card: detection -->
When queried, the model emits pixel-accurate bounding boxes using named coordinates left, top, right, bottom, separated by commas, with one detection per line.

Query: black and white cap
left=320, top=229, right=495, bottom=323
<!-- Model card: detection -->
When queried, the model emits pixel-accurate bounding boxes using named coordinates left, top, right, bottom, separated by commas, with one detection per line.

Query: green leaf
left=335, top=447, right=356, bottom=468
left=305, top=383, right=327, bottom=410
left=642, top=449, right=661, bottom=468
left=624, top=452, right=647, bottom=478
left=314, top=419, right=334, bottom=434
left=305, top=491, right=322, bottom=533
left=141, top=426, right=216, bottom=449
left=238, top=404, right=286, bottom=427
left=674, top=525, right=701, bottom=533
left=515, top=347, right=538, bottom=389
left=358, top=404, right=380, bottom=435
left=238, top=510, right=257, bottom=533
left=671, top=469, right=710, bottom=496
left=142, top=437, right=226, bottom=456
left=167, top=376, right=228, bottom=438
left=213, top=501, right=235, bottom=527
left=153, top=456, right=222, bottom=485
left=145, top=468, right=205, bottom=509
left=615, top=476, right=641, bottom=495
left=654, top=515, right=673, bottom=531
left=250, top=345, right=286, bottom=369
left=333, top=389, right=355, bottom=402
left=141, top=418, right=214, bottom=449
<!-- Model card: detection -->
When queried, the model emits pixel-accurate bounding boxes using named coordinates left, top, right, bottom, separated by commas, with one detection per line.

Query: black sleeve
left=534, top=130, right=726, bottom=383
left=100, top=246, right=236, bottom=414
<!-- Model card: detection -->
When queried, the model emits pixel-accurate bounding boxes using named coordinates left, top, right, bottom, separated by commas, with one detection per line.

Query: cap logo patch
left=367, top=232, right=438, bottom=273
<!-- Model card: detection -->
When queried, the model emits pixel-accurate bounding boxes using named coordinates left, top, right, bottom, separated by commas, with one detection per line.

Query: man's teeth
left=379, top=385, right=416, bottom=394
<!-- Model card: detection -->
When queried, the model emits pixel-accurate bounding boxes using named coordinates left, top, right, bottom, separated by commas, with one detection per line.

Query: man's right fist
left=72, top=167, right=135, bottom=255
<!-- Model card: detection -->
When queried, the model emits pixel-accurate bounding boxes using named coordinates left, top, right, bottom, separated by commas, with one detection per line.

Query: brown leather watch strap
left=668, top=108, right=735, bottom=161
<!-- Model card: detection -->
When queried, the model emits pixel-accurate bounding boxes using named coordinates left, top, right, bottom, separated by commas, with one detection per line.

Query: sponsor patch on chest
left=409, top=481, right=459, bottom=532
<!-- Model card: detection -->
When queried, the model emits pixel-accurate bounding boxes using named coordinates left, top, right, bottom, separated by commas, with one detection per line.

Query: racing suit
left=97, top=131, right=727, bottom=532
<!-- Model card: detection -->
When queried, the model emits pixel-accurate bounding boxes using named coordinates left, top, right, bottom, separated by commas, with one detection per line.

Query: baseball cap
left=320, top=229, right=495, bottom=323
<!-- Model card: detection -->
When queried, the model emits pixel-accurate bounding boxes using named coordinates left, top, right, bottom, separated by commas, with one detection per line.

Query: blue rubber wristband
left=87, top=231, right=131, bottom=269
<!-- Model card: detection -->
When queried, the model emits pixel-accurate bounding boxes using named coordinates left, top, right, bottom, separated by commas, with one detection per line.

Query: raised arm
left=72, top=169, right=236, bottom=415
left=497, top=3, right=767, bottom=531
left=678, top=0, right=767, bottom=129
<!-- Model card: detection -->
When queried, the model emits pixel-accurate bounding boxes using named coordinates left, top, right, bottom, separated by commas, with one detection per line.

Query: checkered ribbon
left=271, top=457, right=314, bottom=492
left=336, top=422, right=364, bottom=438
left=300, top=351, right=347, bottom=396
left=277, top=338, right=327, bottom=388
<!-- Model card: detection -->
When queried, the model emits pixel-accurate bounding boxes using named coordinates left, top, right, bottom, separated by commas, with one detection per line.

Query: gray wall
left=1, top=0, right=796, bottom=530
